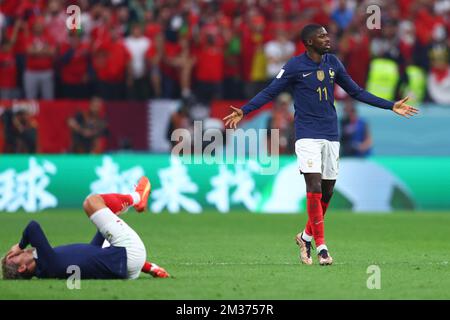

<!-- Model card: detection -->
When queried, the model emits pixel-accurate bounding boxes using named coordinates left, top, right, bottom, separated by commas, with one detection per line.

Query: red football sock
left=141, top=261, right=152, bottom=273
left=305, top=199, right=330, bottom=237
left=305, top=192, right=325, bottom=247
left=100, top=194, right=134, bottom=215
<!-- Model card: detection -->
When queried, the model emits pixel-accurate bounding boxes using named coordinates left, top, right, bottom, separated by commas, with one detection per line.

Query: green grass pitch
left=1, top=210, right=449, bottom=299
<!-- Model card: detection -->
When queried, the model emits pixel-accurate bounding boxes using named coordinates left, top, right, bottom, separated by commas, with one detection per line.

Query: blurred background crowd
left=0, top=0, right=449, bottom=102
left=0, top=0, right=450, bottom=156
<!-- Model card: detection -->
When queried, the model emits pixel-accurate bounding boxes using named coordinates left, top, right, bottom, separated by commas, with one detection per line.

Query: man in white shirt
left=124, top=24, right=151, bottom=100
left=264, top=29, right=295, bottom=79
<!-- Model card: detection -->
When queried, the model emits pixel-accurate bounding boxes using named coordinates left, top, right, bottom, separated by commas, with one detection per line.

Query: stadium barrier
left=2, top=99, right=450, bottom=155
left=1, top=154, right=449, bottom=213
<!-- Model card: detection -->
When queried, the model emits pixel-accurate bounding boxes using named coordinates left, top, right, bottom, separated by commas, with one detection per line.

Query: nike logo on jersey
left=302, top=72, right=312, bottom=77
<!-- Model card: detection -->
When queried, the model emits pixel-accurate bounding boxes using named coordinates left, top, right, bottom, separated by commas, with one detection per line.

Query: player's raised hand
left=223, top=106, right=244, bottom=129
left=393, top=96, right=419, bottom=118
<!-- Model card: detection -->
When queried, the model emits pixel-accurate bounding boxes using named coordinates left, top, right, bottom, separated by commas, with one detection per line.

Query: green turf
left=0, top=210, right=449, bottom=299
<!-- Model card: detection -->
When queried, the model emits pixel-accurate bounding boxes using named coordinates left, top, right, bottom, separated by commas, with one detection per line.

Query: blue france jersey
left=241, top=53, right=394, bottom=141
left=19, top=221, right=128, bottom=280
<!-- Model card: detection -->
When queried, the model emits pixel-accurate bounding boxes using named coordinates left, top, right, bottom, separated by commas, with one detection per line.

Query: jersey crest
left=329, top=68, right=335, bottom=78
left=317, top=70, right=325, bottom=81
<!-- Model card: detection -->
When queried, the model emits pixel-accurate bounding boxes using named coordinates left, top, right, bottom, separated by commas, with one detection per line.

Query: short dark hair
left=1, top=256, right=33, bottom=280
left=300, top=24, right=324, bottom=45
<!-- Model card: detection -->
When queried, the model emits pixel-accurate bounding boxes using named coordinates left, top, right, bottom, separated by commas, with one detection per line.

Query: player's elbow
left=27, top=220, right=41, bottom=230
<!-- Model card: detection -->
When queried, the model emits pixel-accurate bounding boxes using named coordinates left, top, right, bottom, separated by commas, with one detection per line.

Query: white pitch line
left=174, top=262, right=346, bottom=266
left=173, top=261, right=448, bottom=266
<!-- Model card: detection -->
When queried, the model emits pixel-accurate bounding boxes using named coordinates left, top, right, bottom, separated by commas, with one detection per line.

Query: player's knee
left=83, top=194, right=103, bottom=216
left=307, top=181, right=322, bottom=193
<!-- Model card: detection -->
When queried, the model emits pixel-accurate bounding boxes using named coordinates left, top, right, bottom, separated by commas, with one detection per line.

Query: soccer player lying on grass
left=1, top=177, right=169, bottom=280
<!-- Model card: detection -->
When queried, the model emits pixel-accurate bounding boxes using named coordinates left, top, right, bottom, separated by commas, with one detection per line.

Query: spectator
left=68, top=97, right=108, bottom=153
left=147, top=32, right=163, bottom=98
left=17, top=0, right=45, bottom=22
left=92, top=27, right=131, bottom=100
left=143, top=9, right=162, bottom=43
left=78, top=0, right=94, bottom=39
left=159, top=36, right=180, bottom=99
left=116, top=4, right=132, bottom=37
left=143, top=9, right=164, bottom=97
left=367, top=19, right=404, bottom=101
left=13, top=109, right=37, bottom=153
left=339, top=22, right=370, bottom=88
left=223, top=16, right=243, bottom=99
left=124, top=23, right=151, bottom=100
left=160, top=35, right=195, bottom=99
left=370, top=19, right=403, bottom=63
left=264, top=28, right=295, bottom=79
left=241, top=13, right=267, bottom=99
left=175, top=36, right=196, bottom=100
left=129, top=0, right=153, bottom=23
left=0, top=20, right=21, bottom=100
left=2, top=108, right=37, bottom=153
left=412, top=1, right=446, bottom=71
left=1, top=109, right=16, bottom=153
left=23, top=17, right=56, bottom=100
left=194, top=32, right=224, bottom=105
left=58, top=31, right=90, bottom=99
left=167, top=103, right=193, bottom=153
left=339, top=100, right=372, bottom=158
left=44, top=0, right=67, bottom=46
left=0, top=0, right=447, bottom=108
left=0, top=39, right=18, bottom=99
left=5, top=18, right=29, bottom=98
left=89, top=2, right=112, bottom=45
left=331, top=0, right=354, bottom=31
left=267, top=92, right=295, bottom=154
left=266, top=6, right=291, bottom=40
left=427, top=46, right=450, bottom=104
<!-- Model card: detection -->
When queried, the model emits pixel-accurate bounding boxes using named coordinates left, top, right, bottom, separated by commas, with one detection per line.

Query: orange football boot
left=134, top=176, right=151, bottom=212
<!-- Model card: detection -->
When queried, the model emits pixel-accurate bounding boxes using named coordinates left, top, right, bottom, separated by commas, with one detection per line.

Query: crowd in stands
left=1, top=0, right=449, bottom=155
left=0, top=0, right=449, bottom=104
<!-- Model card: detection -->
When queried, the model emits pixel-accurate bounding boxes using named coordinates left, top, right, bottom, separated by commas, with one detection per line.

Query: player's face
left=311, top=28, right=331, bottom=54
left=8, top=250, right=26, bottom=265
left=8, top=250, right=36, bottom=274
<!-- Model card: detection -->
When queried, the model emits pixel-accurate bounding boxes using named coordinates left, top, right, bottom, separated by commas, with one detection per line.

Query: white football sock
left=317, top=244, right=328, bottom=254
left=302, top=231, right=313, bottom=242
left=130, top=192, right=141, bottom=205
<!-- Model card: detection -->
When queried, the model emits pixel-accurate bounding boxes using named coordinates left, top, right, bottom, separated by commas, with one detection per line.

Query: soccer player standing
left=223, top=24, right=418, bottom=265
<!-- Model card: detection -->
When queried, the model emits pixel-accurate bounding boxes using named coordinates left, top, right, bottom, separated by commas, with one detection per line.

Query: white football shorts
left=295, top=138, right=340, bottom=180
left=90, top=208, right=147, bottom=279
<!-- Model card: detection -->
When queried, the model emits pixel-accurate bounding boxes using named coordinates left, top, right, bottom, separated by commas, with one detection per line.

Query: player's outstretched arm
left=223, top=58, right=296, bottom=129
left=392, top=96, right=419, bottom=118
left=223, top=106, right=244, bottom=129
left=334, top=56, right=420, bottom=116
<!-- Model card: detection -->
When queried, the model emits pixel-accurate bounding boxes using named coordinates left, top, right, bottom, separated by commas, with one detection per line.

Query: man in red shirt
left=23, top=17, right=56, bottom=100
left=0, top=38, right=18, bottom=99
left=194, top=33, right=224, bottom=104
left=6, top=19, right=29, bottom=97
left=92, top=27, right=131, bottom=101
left=59, top=31, right=90, bottom=99
left=0, top=19, right=21, bottom=99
